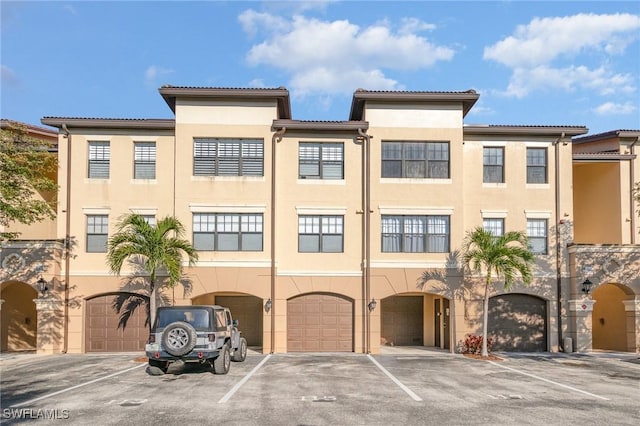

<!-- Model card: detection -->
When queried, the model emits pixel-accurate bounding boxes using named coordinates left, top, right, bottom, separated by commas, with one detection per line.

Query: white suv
left=145, top=305, right=247, bottom=375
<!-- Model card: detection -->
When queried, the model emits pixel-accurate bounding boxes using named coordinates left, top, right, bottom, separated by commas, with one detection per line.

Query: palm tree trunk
left=149, top=275, right=157, bottom=332
left=481, top=273, right=491, bottom=357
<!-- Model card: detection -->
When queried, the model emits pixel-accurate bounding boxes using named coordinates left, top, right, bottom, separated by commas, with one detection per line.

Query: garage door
left=381, top=296, right=423, bottom=346
left=288, top=293, right=353, bottom=352
left=489, top=294, right=547, bottom=352
left=215, top=296, right=262, bottom=347
left=85, top=294, right=147, bottom=352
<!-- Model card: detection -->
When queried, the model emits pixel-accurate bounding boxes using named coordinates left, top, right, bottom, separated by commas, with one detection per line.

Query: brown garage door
left=85, top=294, right=147, bottom=352
left=381, top=296, right=423, bottom=346
left=489, top=294, right=547, bottom=352
left=215, top=296, right=262, bottom=347
left=288, top=293, right=353, bottom=352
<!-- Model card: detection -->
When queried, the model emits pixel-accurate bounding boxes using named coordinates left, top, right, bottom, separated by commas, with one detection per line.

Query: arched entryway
left=84, top=293, right=148, bottom=352
left=193, top=293, right=263, bottom=348
left=592, top=283, right=633, bottom=351
left=0, top=281, right=38, bottom=352
left=380, top=294, right=450, bottom=349
left=287, top=293, right=353, bottom=352
left=488, top=293, right=548, bottom=352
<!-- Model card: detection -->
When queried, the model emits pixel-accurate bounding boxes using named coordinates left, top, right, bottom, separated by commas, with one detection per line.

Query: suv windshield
left=156, top=308, right=210, bottom=329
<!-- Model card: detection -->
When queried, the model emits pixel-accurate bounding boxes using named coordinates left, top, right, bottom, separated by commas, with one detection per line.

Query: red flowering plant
left=462, top=334, right=494, bottom=354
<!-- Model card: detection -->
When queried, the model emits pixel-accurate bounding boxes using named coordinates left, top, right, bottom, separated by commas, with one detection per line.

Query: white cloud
left=1, top=65, right=19, bottom=88
left=399, top=17, right=436, bottom=35
left=503, top=65, right=636, bottom=98
left=240, top=11, right=453, bottom=97
left=144, top=65, right=174, bottom=87
left=484, top=13, right=640, bottom=100
left=238, top=10, right=290, bottom=38
left=484, top=13, right=640, bottom=68
left=593, top=101, right=637, bottom=116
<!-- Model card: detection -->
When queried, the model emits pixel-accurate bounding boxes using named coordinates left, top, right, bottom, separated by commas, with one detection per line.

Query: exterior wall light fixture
left=36, top=277, right=49, bottom=297
left=581, top=278, right=593, bottom=294
left=264, top=298, right=272, bottom=313
left=367, top=298, right=377, bottom=312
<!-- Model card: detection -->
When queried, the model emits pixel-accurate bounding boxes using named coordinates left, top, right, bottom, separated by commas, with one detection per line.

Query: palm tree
left=107, top=214, right=198, bottom=330
left=462, top=227, right=535, bottom=357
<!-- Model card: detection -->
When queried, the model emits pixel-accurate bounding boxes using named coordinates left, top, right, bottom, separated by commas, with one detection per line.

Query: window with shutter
left=193, top=138, right=263, bottom=176
left=88, top=141, right=110, bottom=179
left=382, top=141, right=449, bottom=179
left=299, top=142, right=343, bottom=179
left=134, top=142, right=156, bottom=179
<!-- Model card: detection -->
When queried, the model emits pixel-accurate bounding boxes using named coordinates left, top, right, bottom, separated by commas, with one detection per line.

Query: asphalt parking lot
left=1, top=349, right=639, bottom=425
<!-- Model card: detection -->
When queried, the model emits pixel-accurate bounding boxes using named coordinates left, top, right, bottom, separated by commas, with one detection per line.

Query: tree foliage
left=0, top=121, right=57, bottom=241
left=106, top=214, right=198, bottom=330
left=462, top=227, right=535, bottom=356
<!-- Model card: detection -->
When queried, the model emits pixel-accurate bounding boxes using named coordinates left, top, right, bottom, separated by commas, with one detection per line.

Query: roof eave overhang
left=349, top=91, right=480, bottom=120
left=464, top=125, right=588, bottom=137
left=158, top=86, right=292, bottom=119
left=272, top=119, right=369, bottom=132
left=573, top=130, right=640, bottom=144
left=40, top=117, right=176, bottom=131
left=573, top=154, right=636, bottom=162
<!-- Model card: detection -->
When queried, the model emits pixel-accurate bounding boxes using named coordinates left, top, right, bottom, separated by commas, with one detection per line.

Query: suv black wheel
left=232, top=337, right=247, bottom=362
left=212, top=343, right=230, bottom=374
left=161, top=321, right=198, bottom=357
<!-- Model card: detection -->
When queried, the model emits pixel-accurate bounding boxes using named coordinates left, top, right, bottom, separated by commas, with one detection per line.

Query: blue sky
left=2, top=1, right=639, bottom=135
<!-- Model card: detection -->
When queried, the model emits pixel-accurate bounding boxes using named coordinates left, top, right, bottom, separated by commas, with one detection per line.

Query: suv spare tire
left=161, top=321, right=198, bottom=357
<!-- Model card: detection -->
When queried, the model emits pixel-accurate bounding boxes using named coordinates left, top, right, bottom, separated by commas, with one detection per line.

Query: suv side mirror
left=233, top=319, right=239, bottom=327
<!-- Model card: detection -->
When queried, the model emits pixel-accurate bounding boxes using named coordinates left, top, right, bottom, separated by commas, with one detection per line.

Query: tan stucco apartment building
left=1, top=87, right=639, bottom=355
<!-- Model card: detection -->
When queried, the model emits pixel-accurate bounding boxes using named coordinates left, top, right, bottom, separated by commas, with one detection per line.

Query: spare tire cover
left=161, top=321, right=198, bottom=356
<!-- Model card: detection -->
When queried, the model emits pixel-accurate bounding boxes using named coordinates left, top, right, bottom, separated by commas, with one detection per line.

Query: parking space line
left=367, top=355, right=422, bottom=402
left=488, top=361, right=610, bottom=401
left=10, top=363, right=147, bottom=408
left=218, top=355, right=271, bottom=403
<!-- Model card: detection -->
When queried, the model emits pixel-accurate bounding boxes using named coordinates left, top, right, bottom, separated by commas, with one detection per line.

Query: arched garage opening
left=592, top=283, right=633, bottom=352
left=381, top=295, right=424, bottom=346
left=192, top=293, right=263, bottom=348
left=489, top=293, right=548, bottom=352
left=287, top=293, right=353, bottom=352
left=380, top=294, right=451, bottom=349
left=84, top=293, right=148, bottom=352
left=1, top=281, right=37, bottom=352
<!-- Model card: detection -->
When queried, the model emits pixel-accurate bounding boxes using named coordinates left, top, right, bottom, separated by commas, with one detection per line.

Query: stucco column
left=568, top=299, right=595, bottom=352
left=33, top=297, right=64, bottom=354
left=622, top=299, right=640, bottom=353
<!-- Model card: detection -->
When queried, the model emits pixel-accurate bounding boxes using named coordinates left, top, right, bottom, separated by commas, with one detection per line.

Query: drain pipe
left=358, top=128, right=371, bottom=354
left=270, top=127, right=286, bottom=354
left=629, top=137, right=639, bottom=244
left=61, top=124, right=72, bottom=354
left=554, top=132, right=565, bottom=352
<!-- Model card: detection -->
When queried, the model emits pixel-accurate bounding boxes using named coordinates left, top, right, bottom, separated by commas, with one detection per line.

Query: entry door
left=443, top=299, right=450, bottom=350
left=434, top=299, right=441, bottom=348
